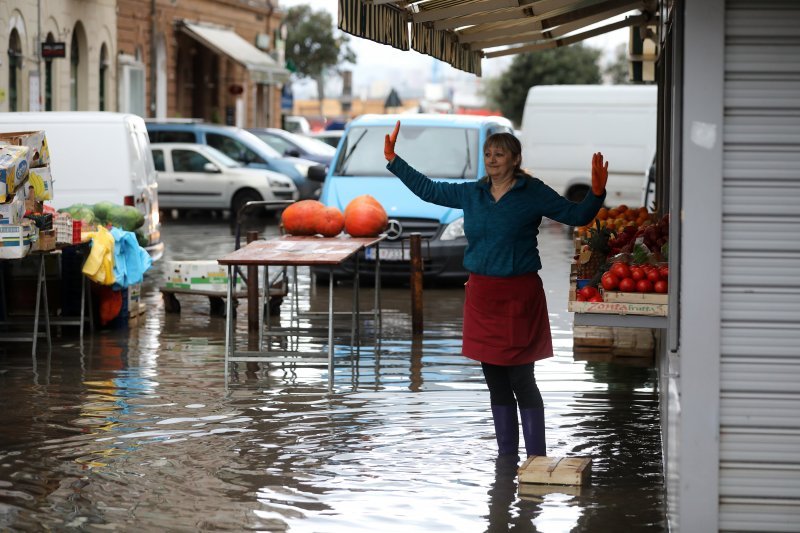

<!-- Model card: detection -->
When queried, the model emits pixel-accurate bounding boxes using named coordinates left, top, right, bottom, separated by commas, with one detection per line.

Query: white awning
left=180, top=21, right=290, bottom=85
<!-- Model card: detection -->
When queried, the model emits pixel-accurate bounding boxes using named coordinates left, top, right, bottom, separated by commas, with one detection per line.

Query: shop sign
left=41, top=42, right=66, bottom=59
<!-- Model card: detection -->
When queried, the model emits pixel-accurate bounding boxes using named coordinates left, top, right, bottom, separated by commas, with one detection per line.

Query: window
left=99, top=44, right=108, bottom=111
left=150, top=130, right=196, bottom=143
left=152, top=150, right=165, bottom=172
left=70, top=30, right=79, bottom=110
left=8, top=30, right=22, bottom=112
left=44, top=33, right=54, bottom=111
left=334, top=126, right=480, bottom=179
left=207, top=133, right=266, bottom=165
left=172, top=149, right=211, bottom=172
left=258, top=133, right=293, bottom=155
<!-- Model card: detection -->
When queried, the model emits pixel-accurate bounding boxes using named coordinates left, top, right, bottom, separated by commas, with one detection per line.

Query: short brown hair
left=483, top=132, right=527, bottom=176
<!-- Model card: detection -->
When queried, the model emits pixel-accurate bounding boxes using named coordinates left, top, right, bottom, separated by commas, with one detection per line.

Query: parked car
left=313, top=113, right=514, bottom=282
left=0, top=112, right=164, bottom=260
left=150, top=143, right=297, bottom=215
left=145, top=121, right=326, bottom=199
left=284, top=116, right=311, bottom=135
left=308, top=130, right=344, bottom=149
left=247, top=128, right=335, bottom=167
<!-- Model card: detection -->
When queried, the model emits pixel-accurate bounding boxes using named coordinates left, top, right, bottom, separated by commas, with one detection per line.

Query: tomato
left=610, top=262, right=630, bottom=280
left=576, top=293, right=586, bottom=302
left=619, top=277, right=636, bottom=292
left=659, top=265, right=669, bottom=280
left=654, top=280, right=668, bottom=293
left=588, top=295, right=603, bottom=303
left=579, top=286, right=599, bottom=300
left=646, top=270, right=660, bottom=284
left=630, top=267, right=645, bottom=281
left=636, top=279, right=653, bottom=293
left=601, top=272, right=619, bottom=291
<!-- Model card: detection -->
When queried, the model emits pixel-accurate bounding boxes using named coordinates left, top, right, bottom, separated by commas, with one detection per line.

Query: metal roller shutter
left=721, top=0, right=800, bottom=530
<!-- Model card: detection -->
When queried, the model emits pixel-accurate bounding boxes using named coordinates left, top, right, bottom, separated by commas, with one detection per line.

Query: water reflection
left=0, top=218, right=665, bottom=531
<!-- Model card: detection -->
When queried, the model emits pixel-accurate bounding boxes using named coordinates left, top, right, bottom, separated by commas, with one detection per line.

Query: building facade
left=1, top=0, right=117, bottom=113
left=117, top=0, right=287, bottom=127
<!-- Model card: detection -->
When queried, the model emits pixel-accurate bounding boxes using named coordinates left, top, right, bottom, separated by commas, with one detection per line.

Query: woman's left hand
left=592, top=152, right=608, bottom=196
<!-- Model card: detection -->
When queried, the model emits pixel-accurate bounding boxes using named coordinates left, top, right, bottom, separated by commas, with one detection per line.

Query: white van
left=0, top=112, right=164, bottom=259
left=519, top=85, right=657, bottom=206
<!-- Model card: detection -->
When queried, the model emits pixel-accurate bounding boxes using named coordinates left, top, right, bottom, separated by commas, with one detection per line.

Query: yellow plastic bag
left=82, top=225, right=116, bottom=285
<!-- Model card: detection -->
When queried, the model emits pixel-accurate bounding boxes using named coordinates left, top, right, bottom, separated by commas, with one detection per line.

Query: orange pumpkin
left=314, top=206, right=345, bottom=237
left=344, top=194, right=384, bottom=217
left=344, top=201, right=388, bottom=237
left=281, top=200, right=325, bottom=236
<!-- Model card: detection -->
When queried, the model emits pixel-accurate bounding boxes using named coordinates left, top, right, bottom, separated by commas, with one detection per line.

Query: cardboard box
left=0, top=193, right=25, bottom=225
left=25, top=166, right=54, bottom=201
left=164, top=260, right=240, bottom=291
left=0, top=130, right=50, bottom=168
left=0, top=145, right=29, bottom=202
left=518, top=456, right=592, bottom=486
left=0, top=221, right=36, bottom=259
left=31, top=229, right=56, bottom=252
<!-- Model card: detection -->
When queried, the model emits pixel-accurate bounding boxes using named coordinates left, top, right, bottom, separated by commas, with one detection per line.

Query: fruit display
left=59, top=202, right=145, bottom=232
left=569, top=205, right=671, bottom=317
left=281, top=199, right=326, bottom=236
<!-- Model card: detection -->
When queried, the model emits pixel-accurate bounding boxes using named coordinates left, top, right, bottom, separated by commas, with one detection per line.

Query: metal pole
left=224, top=265, right=233, bottom=385
left=328, top=266, right=334, bottom=392
left=246, top=231, right=260, bottom=373
left=410, top=233, right=423, bottom=335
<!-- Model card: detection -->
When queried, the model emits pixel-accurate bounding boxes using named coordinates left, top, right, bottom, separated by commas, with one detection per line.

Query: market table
left=217, top=234, right=385, bottom=390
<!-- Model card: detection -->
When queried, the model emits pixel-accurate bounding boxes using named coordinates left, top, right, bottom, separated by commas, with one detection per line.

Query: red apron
left=462, top=272, right=553, bottom=366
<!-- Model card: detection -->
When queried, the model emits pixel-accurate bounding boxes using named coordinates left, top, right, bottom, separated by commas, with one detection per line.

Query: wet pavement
left=0, top=216, right=665, bottom=532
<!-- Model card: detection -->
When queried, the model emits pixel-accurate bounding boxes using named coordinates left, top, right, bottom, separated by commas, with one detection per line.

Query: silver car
left=151, top=143, right=298, bottom=214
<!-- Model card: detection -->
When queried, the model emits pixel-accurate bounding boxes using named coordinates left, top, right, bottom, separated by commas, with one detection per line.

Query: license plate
left=365, top=247, right=410, bottom=261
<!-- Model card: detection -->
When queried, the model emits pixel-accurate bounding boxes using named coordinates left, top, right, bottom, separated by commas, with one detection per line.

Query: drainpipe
left=37, top=0, right=42, bottom=110
left=149, top=0, right=157, bottom=117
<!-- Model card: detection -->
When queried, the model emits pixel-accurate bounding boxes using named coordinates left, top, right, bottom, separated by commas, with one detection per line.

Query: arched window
left=99, top=44, right=108, bottom=111
left=45, top=32, right=54, bottom=111
left=70, top=30, right=79, bottom=110
left=8, top=30, right=22, bottom=112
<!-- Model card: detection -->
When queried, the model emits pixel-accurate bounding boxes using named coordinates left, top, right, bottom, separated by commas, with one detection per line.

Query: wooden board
left=603, top=290, right=668, bottom=305
left=518, top=456, right=592, bottom=486
left=573, top=325, right=614, bottom=348
left=218, top=235, right=385, bottom=266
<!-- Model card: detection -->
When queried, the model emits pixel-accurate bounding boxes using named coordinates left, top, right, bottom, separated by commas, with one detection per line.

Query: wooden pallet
left=518, top=456, right=592, bottom=486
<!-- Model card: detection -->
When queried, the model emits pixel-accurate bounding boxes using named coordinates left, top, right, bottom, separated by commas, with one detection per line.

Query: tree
left=284, top=5, right=356, bottom=115
left=604, top=43, right=631, bottom=85
left=484, top=45, right=602, bottom=126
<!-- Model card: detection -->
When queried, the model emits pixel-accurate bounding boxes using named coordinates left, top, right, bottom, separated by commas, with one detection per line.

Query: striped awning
left=337, top=0, right=656, bottom=76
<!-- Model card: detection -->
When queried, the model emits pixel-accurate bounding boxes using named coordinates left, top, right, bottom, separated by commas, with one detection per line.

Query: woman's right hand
left=384, top=120, right=400, bottom=161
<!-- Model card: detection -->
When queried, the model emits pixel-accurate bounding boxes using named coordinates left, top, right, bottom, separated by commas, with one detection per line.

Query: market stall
left=568, top=204, right=671, bottom=362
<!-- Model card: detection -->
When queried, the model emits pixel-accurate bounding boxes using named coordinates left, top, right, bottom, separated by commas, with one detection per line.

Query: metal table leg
left=224, top=265, right=233, bottom=385
left=31, top=254, right=51, bottom=355
left=328, top=266, right=334, bottom=393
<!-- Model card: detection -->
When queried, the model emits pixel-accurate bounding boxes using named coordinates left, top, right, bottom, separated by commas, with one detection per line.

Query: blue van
left=315, top=113, right=514, bottom=282
left=146, top=121, right=326, bottom=199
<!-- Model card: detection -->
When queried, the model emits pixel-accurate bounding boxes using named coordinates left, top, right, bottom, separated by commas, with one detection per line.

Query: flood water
left=0, top=216, right=665, bottom=532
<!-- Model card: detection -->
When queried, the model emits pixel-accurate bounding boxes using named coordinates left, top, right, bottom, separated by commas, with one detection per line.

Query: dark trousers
left=481, top=362, right=544, bottom=409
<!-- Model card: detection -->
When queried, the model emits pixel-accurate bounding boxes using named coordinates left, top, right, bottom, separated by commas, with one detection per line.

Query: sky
left=278, top=0, right=630, bottom=101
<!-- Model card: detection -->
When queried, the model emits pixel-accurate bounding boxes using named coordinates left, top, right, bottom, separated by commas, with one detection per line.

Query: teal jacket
left=387, top=156, right=604, bottom=277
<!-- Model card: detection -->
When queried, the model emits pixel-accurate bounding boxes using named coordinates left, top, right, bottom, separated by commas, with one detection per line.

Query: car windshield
left=284, top=132, right=336, bottom=156
left=202, top=145, right=241, bottom=168
left=334, top=126, right=479, bottom=179
left=239, top=129, right=283, bottom=158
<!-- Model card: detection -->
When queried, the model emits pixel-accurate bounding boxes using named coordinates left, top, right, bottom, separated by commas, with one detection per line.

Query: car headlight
left=440, top=217, right=465, bottom=241
left=268, top=175, right=292, bottom=188
left=293, top=163, right=312, bottom=178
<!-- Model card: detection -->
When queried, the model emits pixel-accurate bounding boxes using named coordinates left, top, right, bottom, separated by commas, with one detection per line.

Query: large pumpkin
left=344, top=194, right=384, bottom=218
left=281, top=200, right=325, bottom=236
left=314, top=206, right=345, bottom=237
left=344, top=197, right=388, bottom=237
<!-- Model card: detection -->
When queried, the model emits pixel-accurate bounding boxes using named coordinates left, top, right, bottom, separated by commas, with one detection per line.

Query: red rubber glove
left=592, top=152, right=608, bottom=196
left=384, top=120, right=400, bottom=161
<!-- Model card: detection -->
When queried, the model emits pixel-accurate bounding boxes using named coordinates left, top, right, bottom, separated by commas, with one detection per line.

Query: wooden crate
left=603, top=291, right=668, bottom=305
left=613, top=327, right=654, bottom=357
left=519, top=483, right=582, bottom=499
left=573, top=325, right=614, bottom=348
left=518, top=456, right=592, bottom=486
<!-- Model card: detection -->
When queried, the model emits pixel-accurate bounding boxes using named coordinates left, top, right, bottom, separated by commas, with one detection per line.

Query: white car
left=150, top=143, right=298, bottom=214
